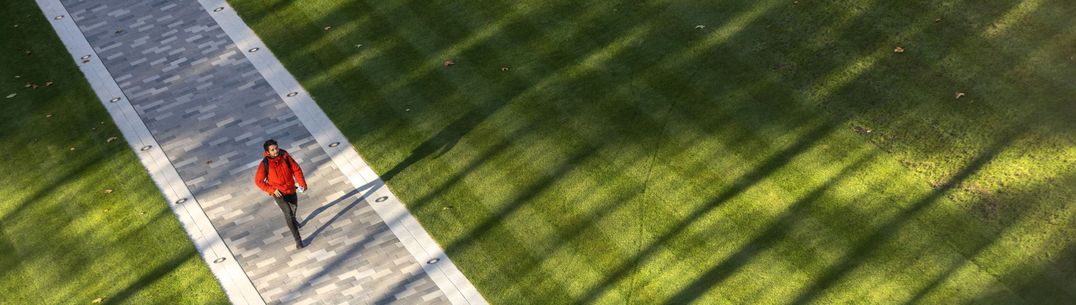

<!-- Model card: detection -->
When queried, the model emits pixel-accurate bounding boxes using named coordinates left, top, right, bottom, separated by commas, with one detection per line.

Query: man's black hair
left=263, top=139, right=278, bottom=152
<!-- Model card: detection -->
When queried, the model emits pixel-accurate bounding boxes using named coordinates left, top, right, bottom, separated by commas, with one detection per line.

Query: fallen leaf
left=69, top=147, right=76, bottom=151
left=323, top=25, right=332, bottom=31
left=894, top=46, right=905, bottom=53
left=955, top=92, right=966, bottom=99
left=14, top=75, right=20, bottom=78
left=45, top=81, right=54, bottom=87
left=106, top=136, right=117, bottom=143
left=12, top=24, right=18, bottom=28
left=103, top=189, right=113, bottom=194
left=501, top=66, right=510, bottom=71
left=443, top=59, right=455, bottom=67
left=24, top=50, right=31, bottom=56
left=45, top=113, right=53, bottom=118
left=24, top=83, right=31, bottom=88
left=853, top=125, right=873, bottom=134
left=92, top=297, right=104, bottom=304
left=355, top=44, right=363, bottom=48
left=695, top=25, right=705, bottom=29
left=5, top=93, right=15, bottom=99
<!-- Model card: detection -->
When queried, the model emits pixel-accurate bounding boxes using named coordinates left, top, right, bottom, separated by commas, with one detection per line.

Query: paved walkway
left=36, top=0, right=486, bottom=304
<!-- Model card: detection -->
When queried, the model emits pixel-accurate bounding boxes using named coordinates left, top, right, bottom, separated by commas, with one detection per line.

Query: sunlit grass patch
left=229, top=0, right=1075, bottom=303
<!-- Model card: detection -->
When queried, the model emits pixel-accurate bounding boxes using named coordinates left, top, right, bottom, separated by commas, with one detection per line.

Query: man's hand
left=273, top=190, right=283, bottom=197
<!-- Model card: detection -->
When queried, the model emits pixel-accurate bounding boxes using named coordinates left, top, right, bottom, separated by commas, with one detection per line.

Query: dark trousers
left=273, top=193, right=301, bottom=242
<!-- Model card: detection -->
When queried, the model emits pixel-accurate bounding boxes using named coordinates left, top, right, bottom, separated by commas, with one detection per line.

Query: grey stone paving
left=59, top=0, right=449, bottom=303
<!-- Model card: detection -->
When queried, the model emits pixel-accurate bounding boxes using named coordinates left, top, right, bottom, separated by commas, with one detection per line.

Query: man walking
left=254, top=139, right=309, bottom=249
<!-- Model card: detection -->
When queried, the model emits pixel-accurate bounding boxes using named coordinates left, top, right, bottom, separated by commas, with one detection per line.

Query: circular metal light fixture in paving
left=286, top=92, right=298, bottom=97
left=213, top=7, right=225, bottom=12
left=175, top=198, right=187, bottom=204
left=110, top=97, right=121, bottom=103
left=80, top=55, right=91, bottom=60
left=328, top=142, right=339, bottom=148
left=140, top=145, right=152, bottom=151
left=375, top=196, right=389, bottom=203
left=427, top=258, right=440, bottom=265
left=248, top=47, right=259, bottom=53
left=213, top=257, right=226, bottom=263
left=54, top=15, right=64, bottom=20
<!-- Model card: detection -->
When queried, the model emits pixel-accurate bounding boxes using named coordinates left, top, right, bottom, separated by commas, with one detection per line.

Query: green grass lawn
left=0, top=1, right=228, bottom=304
left=228, top=0, right=1075, bottom=304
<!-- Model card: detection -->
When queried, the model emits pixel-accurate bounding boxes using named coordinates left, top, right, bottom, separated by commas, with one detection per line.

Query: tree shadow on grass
left=0, top=152, right=109, bottom=224
left=105, top=246, right=199, bottom=305
left=572, top=122, right=838, bottom=304
left=661, top=152, right=878, bottom=304
left=952, top=171, right=1076, bottom=305
left=902, top=177, right=1075, bottom=305
left=784, top=129, right=1021, bottom=305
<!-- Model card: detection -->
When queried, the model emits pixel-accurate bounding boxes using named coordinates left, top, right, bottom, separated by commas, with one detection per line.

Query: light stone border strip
left=33, top=1, right=266, bottom=304
left=195, top=1, right=489, bottom=304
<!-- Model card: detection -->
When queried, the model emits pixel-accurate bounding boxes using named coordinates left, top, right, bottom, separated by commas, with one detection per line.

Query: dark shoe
left=295, top=240, right=304, bottom=249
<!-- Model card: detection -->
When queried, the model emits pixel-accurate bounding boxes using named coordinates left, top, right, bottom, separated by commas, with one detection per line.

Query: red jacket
left=254, top=150, right=307, bottom=196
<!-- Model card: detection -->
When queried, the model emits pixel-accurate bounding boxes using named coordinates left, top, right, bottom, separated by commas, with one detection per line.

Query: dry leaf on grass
left=106, top=136, right=118, bottom=143
left=443, top=59, right=455, bottom=67
left=103, top=189, right=113, bottom=194
left=92, top=297, right=104, bottom=304
left=894, top=47, right=905, bottom=53
left=955, top=92, right=966, bottom=99
left=5, top=93, right=15, bottom=99
left=853, top=125, right=873, bottom=134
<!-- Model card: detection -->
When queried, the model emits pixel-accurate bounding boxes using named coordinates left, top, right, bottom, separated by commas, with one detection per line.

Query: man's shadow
left=299, top=179, right=385, bottom=244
